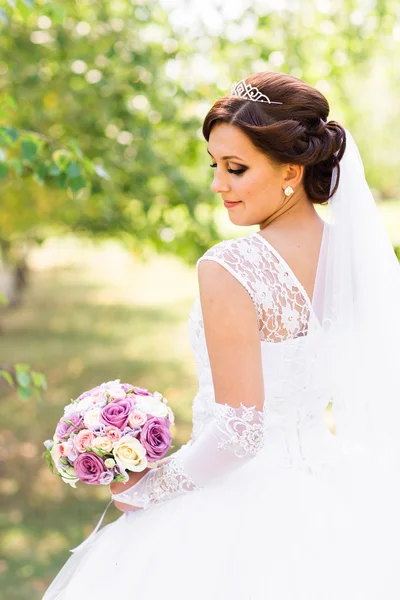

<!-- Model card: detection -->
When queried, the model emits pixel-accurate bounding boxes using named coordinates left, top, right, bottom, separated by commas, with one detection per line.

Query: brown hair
left=202, top=72, right=346, bottom=204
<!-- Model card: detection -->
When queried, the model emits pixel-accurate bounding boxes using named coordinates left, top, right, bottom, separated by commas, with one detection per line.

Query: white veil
left=312, top=129, right=400, bottom=458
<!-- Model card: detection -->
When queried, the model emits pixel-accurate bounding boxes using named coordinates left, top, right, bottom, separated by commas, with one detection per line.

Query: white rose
left=135, top=397, right=169, bottom=418
left=101, top=379, right=121, bottom=387
left=60, top=465, right=79, bottom=488
left=107, top=389, right=126, bottom=401
left=50, top=442, right=63, bottom=468
left=84, top=407, right=102, bottom=429
left=63, top=402, right=80, bottom=418
left=113, top=435, right=148, bottom=472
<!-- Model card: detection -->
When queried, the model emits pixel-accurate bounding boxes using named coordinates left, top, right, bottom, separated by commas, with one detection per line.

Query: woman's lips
left=223, top=200, right=241, bottom=208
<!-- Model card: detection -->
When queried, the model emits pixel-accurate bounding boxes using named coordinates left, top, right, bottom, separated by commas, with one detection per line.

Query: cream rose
left=113, top=435, right=148, bottom=472
left=128, top=410, right=147, bottom=428
left=91, top=436, right=113, bottom=453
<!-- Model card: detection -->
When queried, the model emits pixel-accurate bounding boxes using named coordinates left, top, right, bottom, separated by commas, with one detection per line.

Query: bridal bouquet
left=43, top=379, right=174, bottom=487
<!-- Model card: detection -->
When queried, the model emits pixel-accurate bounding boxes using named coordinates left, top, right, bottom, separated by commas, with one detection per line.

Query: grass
left=0, top=236, right=199, bottom=600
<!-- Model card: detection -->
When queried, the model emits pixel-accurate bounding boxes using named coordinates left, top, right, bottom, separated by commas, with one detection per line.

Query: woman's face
left=207, top=122, right=297, bottom=227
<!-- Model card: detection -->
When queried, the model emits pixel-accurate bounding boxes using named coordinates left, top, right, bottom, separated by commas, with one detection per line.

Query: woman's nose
left=210, top=173, right=230, bottom=194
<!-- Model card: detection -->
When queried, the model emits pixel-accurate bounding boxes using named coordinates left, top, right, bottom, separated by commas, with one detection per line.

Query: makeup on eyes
left=209, top=164, right=247, bottom=175
left=207, top=148, right=248, bottom=175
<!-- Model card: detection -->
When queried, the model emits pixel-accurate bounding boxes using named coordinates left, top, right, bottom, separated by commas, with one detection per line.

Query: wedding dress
left=42, top=231, right=400, bottom=600
left=43, top=131, right=400, bottom=599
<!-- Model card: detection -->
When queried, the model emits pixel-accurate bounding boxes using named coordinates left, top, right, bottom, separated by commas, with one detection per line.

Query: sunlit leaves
left=0, top=363, right=48, bottom=400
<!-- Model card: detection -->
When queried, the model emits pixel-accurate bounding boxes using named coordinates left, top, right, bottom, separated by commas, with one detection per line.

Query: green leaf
left=0, top=8, right=8, bottom=25
left=8, top=158, right=22, bottom=176
left=43, top=448, right=56, bottom=474
left=0, top=126, right=19, bottom=145
left=55, top=172, right=67, bottom=188
left=67, top=161, right=81, bottom=178
left=21, top=139, right=38, bottom=161
left=33, top=162, right=48, bottom=185
left=48, top=162, right=61, bottom=176
left=16, top=370, right=32, bottom=387
left=68, top=175, right=86, bottom=193
left=67, top=139, right=83, bottom=158
left=15, top=363, right=30, bottom=372
left=31, top=370, right=47, bottom=390
left=21, top=0, right=34, bottom=7
left=18, top=386, right=33, bottom=401
left=52, top=149, right=70, bottom=168
left=0, top=370, right=14, bottom=387
left=0, top=294, right=8, bottom=305
left=0, top=162, right=9, bottom=179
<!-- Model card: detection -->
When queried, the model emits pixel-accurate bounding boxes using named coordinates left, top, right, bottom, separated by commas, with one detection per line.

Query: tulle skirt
left=42, top=429, right=400, bottom=600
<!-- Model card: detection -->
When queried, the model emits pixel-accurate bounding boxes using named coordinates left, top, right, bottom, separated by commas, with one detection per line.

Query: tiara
left=230, top=79, right=283, bottom=104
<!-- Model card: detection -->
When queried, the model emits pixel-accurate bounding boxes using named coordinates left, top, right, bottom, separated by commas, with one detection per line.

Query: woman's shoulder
left=197, top=232, right=257, bottom=265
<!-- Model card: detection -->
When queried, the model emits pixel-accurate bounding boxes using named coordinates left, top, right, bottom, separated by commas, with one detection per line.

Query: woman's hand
left=110, top=468, right=150, bottom=512
left=110, top=457, right=173, bottom=512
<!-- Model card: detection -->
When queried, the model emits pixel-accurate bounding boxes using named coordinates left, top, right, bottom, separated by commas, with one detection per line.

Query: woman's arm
left=111, top=259, right=265, bottom=510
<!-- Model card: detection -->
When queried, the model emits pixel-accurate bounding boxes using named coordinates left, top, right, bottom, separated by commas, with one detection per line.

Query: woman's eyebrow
left=207, top=148, right=244, bottom=161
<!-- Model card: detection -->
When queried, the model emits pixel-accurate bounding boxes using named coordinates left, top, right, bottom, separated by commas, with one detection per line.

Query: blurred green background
left=1, top=0, right=400, bottom=598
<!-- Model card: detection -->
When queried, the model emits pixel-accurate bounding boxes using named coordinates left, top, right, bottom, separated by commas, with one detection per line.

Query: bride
left=43, top=72, right=400, bottom=599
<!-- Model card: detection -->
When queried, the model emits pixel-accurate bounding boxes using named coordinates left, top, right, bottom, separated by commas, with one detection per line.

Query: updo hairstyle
left=202, top=72, right=346, bottom=204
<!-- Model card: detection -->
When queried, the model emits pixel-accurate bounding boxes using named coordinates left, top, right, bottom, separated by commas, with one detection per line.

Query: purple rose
left=133, top=387, right=150, bottom=396
left=74, top=452, right=106, bottom=485
left=78, top=385, right=101, bottom=400
left=139, top=416, right=172, bottom=460
left=100, top=398, right=133, bottom=429
left=56, top=413, right=84, bottom=440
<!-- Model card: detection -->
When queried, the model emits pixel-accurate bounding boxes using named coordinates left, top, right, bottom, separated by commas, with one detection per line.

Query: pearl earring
left=284, top=186, right=294, bottom=197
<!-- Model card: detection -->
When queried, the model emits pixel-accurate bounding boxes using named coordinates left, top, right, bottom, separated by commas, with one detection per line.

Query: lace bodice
left=188, top=232, right=325, bottom=442
left=194, top=232, right=317, bottom=343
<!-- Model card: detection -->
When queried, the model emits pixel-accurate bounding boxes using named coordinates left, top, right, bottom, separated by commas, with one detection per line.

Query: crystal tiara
left=230, top=79, right=283, bottom=104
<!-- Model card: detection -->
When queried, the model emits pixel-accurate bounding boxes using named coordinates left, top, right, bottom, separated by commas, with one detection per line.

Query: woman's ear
left=283, top=163, right=304, bottom=189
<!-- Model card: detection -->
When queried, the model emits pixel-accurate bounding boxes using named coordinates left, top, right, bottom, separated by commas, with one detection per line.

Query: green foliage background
left=1, top=0, right=400, bottom=598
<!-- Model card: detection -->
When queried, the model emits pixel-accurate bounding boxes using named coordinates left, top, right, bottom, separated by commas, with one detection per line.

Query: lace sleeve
left=112, top=402, right=264, bottom=509
left=112, top=243, right=266, bottom=510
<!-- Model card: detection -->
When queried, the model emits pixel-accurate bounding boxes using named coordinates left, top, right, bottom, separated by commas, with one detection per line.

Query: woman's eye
left=209, top=164, right=247, bottom=176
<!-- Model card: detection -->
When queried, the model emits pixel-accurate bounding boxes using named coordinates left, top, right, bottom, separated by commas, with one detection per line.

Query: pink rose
left=105, top=426, right=121, bottom=442
left=128, top=411, right=147, bottom=428
left=74, top=429, right=95, bottom=453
